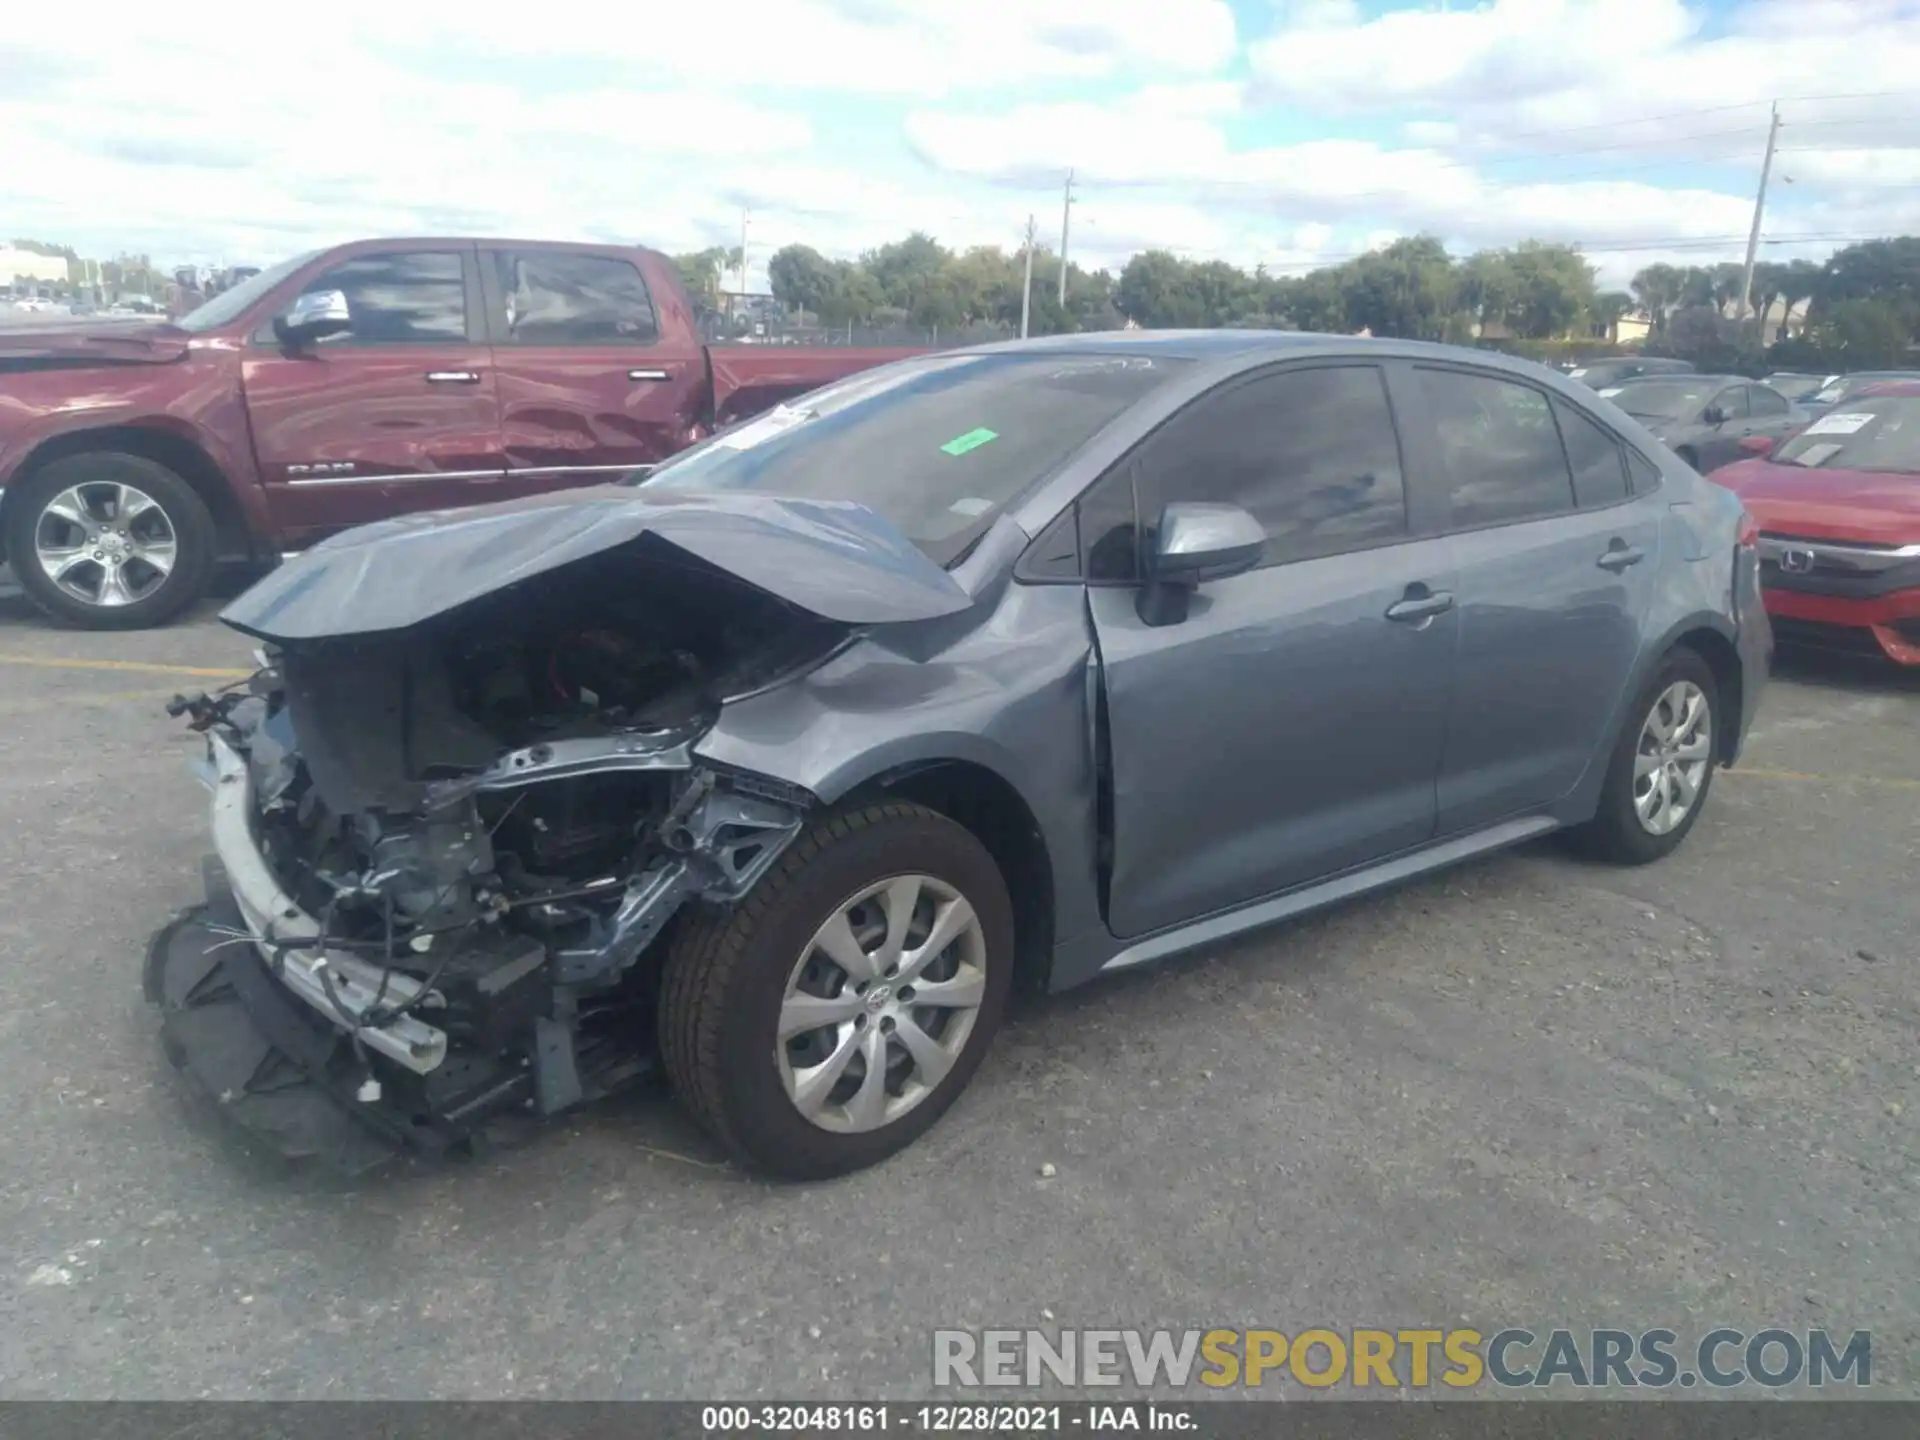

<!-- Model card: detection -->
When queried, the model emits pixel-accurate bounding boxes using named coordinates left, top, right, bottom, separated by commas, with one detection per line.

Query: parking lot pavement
left=0, top=592, right=1914, bottom=1400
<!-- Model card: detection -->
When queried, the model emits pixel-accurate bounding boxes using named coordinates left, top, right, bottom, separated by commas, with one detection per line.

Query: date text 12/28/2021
left=701, top=1405, right=1192, bottom=1432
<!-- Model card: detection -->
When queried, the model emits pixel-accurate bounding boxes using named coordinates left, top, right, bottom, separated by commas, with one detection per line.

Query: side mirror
left=1137, top=502, right=1265, bottom=627
left=273, top=289, right=351, bottom=346
left=1703, top=404, right=1727, bottom=426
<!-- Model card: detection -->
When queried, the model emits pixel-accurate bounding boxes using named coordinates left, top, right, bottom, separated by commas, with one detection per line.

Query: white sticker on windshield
left=948, top=497, right=993, bottom=517
left=1598, top=386, right=1624, bottom=397
left=715, top=405, right=811, bottom=450
left=1569, top=368, right=1588, bottom=378
left=1804, top=411, right=1874, bottom=435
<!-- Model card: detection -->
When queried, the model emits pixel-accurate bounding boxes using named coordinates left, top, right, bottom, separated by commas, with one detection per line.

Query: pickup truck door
left=240, top=246, right=508, bottom=542
left=481, top=247, right=708, bottom=493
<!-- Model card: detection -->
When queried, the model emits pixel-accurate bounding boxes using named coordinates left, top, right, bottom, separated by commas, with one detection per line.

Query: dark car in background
left=149, top=332, right=1770, bottom=1180
left=1600, top=375, right=1804, bottom=472
left=1713, top=382, right=1920, bottom=666
left=1759, top=372, right=1838, bottom=403
left=1568, top=357, right=1695, bottom=389
left=1800, top=370, right=1920, bottom=420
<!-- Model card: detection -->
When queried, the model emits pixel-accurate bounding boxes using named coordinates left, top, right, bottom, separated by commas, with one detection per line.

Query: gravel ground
left=0, top=592, right=1914, bottom=1400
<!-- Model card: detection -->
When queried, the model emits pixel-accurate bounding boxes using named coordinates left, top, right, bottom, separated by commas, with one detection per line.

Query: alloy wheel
left=33, top=481, right=178, bottom=609
left=776, top=872, right=989, bottom=1134
left=1632, top=680, right=1713, bottom=836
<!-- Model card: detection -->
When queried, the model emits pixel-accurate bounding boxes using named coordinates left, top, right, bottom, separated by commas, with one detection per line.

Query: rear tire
left=5, top=452, right=217, bottom=630
left=1575, top=646, right=1720, bottom=865
left=659, top=801, right=1014, bottom=1180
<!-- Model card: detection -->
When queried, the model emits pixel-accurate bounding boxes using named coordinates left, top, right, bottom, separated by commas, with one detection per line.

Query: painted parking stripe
left=0, top=652, right=249, bottom=680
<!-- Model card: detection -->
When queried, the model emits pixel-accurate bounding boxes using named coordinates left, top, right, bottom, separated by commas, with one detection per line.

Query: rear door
left=1085, top=362, right=1458, bottom=938
left=241, top=246, right=506, bottom=540
left=482, top=247, right=707, bottom=493
left=1403, top=364, right=1661, bottom=834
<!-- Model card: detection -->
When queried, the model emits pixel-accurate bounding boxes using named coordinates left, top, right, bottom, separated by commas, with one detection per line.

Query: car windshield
left=173, top=250, right=318, bottom=333
left=1774, top=395, right=1920, bottom=473
left=1610, top=380, right=1715, bottom=419
left=637, top=350, right=1187, bottom=564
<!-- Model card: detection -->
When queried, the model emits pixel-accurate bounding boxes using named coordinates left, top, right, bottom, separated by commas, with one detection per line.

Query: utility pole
left=1737, top=102, right=1781, bottom=342
left=1057, top=169, right=1075, bottom=308
left=1020, top=215, right=1037, bottom=340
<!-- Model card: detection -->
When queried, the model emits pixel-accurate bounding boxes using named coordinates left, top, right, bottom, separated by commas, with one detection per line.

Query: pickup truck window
left=641, top=351, right=1187, bottom=565
left=305, top=251, right=468, bottom=344
left=176, top=250, right=318, bottom=333
left=492, top=250, right=659, bottom=344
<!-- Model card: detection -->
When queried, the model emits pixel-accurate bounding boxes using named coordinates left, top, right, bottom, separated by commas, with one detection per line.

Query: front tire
left=660, top=801, right=1014, bottom=1180
left=1576, top=646, right=1720, bottom=865
left=5, top=452, right=217, bottom=630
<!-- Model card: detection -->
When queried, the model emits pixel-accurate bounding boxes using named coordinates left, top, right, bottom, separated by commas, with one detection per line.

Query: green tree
left=671, top=247, right=729, bottom=304
left=767, top=244, right=838, bottom=315
left=1118, top=250, right=1209, bottom=327
left=1803, top=297, right=1913, bottom=369
left=1592, top=290, right=1636, bottom=336
left=1819, top=238, right=1920, bottom=338
left=1340, top=236, right=1458, bottom=340
left=1466, top=241, right=1596, bottom=338
left=1630, top=264, right=1686, bottom=335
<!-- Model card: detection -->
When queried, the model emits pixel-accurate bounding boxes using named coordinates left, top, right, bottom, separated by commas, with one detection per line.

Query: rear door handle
left=425, top=370, right=481, bottom=384
left=1385, top=588, right=1455, bottom=624
left=1598, top=543, right=1646, bottom=572
left=629, top=368, right=670, bottom=382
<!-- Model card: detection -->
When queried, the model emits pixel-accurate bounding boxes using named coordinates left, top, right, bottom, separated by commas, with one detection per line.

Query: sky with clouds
left=5, top=0, right=1920, bottom=290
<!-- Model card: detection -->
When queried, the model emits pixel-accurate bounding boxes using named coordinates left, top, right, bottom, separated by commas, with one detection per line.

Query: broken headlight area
left=150, top=556, right=834, bottom=1172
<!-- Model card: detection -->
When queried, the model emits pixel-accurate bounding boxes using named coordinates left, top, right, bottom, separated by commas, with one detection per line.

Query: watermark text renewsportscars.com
left=932, top=1327, right=1871, bottom=1390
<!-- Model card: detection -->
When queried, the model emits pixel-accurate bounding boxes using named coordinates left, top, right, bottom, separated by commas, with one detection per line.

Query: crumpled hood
left=0, top=320, right=191, bottom=365
left=221, top=486, right=977, bottom=642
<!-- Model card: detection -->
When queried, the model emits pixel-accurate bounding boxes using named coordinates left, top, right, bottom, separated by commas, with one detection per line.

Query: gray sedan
left=1603, top=374, right=1805, bottom=471
left=150, top=333, right=1772, bottom=1180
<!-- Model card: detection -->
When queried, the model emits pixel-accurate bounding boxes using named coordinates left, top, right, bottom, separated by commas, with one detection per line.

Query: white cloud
left=3, top=0, right=1919, bottom=291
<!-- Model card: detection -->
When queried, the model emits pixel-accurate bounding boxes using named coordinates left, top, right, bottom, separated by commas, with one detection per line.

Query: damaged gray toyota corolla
left=148, top=334, right=1771, bottom=1178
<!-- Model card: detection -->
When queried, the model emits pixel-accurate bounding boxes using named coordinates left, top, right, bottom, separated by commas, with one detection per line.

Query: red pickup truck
left=0, top=239, right=921, bottom=629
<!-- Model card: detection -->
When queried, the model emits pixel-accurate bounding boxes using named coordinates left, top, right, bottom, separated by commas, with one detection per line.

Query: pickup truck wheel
left=4, top=453, right=217, bottom=630
left=660, top=801, right=1014, bottom=1180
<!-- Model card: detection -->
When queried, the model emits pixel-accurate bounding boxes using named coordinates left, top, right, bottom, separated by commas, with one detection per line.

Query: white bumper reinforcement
left=206, top=732, right=448, bottom=1074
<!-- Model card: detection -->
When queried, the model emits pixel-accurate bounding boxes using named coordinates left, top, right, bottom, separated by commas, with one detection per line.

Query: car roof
left=1852, top=380, right=1920, bottom=397
left=958, top=329, right=1607, bottom=385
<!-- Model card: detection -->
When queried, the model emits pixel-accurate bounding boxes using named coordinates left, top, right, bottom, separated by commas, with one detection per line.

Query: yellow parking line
left=1730, top=766, right=1920, bottom=790
left=0, top=686, right=189, bottom=716
left=0, top=652, right=249, bottom=680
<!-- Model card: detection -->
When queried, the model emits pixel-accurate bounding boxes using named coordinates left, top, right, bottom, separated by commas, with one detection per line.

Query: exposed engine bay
left=150, top=550, right=843, bottom=1168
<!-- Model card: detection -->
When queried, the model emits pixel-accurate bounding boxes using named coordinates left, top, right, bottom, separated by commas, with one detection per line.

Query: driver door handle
left=1598, top=542, right=1646, bottom=572
left=1385, top=587, right=1455, bottom=624
left=424, top=370, right=481, bottom=384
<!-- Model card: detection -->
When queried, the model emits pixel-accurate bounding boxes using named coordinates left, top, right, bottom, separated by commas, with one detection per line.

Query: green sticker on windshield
left=940, top=427, right=999, bottom=456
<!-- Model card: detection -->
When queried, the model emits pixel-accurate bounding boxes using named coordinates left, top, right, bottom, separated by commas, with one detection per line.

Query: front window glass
left=640, top=351, right=1187, bottom=565
left=173, top=250, right=318, bottom=332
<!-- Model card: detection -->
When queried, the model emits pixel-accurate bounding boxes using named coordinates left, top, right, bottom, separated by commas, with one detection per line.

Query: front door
left=483, top=247, right=708, bottom=493
left=1085, top=362, right=1458, bottom=940
left=241, top=247, right=506, bottom=541
left=1402, top=364, right=1661, bottom=834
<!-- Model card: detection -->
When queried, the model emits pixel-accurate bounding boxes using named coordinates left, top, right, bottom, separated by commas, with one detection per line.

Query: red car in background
left=1713, top=381, right=1920, bottom=665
